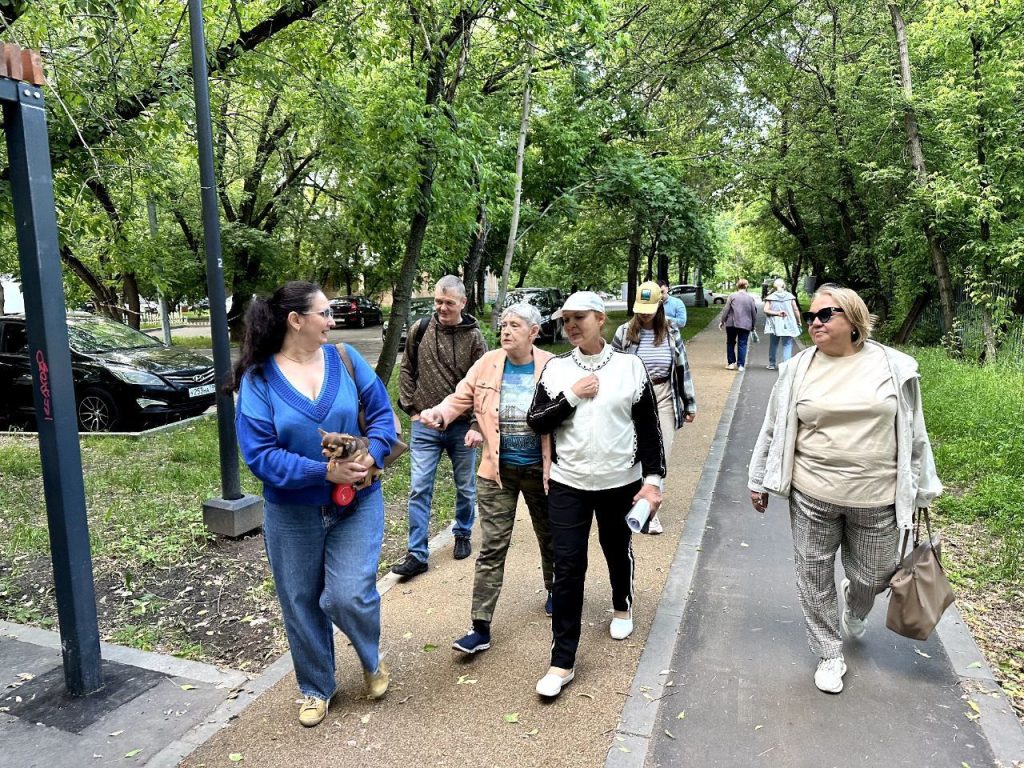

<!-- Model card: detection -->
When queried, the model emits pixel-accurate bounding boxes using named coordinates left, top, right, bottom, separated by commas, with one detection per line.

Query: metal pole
left=147, top=199, right=173, bottom=346
left=187, top=2, right=263, bottom=536
left=188, top=0, right=241, bottom=499
left=3, top=80, right=103, bottom=695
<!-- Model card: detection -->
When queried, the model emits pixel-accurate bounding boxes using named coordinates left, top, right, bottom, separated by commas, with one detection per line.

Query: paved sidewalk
left=181, top=320, right=740, bottom=768
left=5, top=317, right=1022, bottom=768
left=608, top=330, right=1024, bottom=768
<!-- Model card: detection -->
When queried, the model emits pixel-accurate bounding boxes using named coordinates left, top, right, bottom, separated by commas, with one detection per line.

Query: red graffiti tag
left=35, top=349, right=53, bottom=421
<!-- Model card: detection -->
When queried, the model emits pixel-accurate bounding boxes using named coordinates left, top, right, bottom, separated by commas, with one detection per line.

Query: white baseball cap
left=552, top=291, right=605, bottom=319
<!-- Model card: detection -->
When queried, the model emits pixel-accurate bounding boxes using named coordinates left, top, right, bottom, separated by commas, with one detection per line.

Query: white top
left=792, top=343, right=899, bottom=506
left=540, top=344, right=663, bottom=491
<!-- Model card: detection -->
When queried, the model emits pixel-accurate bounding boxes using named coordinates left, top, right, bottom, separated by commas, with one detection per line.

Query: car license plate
left=189, top=383, right=216, bottom=398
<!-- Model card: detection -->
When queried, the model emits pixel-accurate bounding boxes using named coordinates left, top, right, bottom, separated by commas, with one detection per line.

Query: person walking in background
left=658, top=279, right=687, bottom=331
left=233, top=281, right=397, bottom=726
left=764, top=278, right=802, bottom=370
left=418, top=303, right=555, bottom=656
left=718, top=278, right=758, bottom=370
left=613, top=281, right=697, bottom=535
left=393, top=275, right=488, bottom=579
left=527, top=291, right=665, bottom=699
left=748, top=284, right=942, bottom=694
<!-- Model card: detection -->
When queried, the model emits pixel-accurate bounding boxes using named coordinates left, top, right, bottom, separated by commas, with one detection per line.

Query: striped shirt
left=635, top=330, right=674, bottom=381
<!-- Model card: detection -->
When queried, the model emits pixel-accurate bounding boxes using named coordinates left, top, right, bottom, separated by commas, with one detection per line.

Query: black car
left=383, top=297, right=435, bottom=350
left=503, top=288, right=564, bottom=343
left=0, top=313, right=216, bottom=432
left=330, top=295, right=384, bottom=328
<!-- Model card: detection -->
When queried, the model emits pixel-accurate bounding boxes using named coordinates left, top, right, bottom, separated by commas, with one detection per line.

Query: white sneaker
left=536, top=668, right=574, bottom=697
left=738, top=365, right=745, bottom=371
left=646, top=514, right=664, bottom=535
left=814, top=657, right=847, bottom=693
left=726, top=363, right=737, bottom=370
left=610, top=613, right=633, bottom=640
left=840, top=578, right=867, bottom=640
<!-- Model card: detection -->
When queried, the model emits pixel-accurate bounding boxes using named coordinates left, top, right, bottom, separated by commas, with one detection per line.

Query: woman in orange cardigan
left=419, top=302, right=553, bottom=655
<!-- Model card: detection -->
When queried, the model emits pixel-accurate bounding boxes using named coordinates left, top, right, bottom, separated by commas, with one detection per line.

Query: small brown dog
left=318, top=428, right=375, bottom=489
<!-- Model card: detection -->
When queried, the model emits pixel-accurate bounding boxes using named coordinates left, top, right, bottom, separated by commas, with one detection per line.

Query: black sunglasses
left=802, top=306, right=845, bottom=325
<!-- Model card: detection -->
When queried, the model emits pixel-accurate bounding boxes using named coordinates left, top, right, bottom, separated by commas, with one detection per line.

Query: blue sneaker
left=452, top=628, right=491, bottom=655
left=544, top=591, right=553, bottom=617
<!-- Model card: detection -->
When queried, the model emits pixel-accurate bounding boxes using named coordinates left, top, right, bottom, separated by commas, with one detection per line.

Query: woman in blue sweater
left=233, top=281, right=396, bottom=727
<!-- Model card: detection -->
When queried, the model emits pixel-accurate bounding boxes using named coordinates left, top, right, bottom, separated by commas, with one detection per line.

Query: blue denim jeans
left=263, top=487, right=384, bottom=700
left=725, top=326, right=751, bottom=366
left=768, top=334, right=794, bottom=366
left=407, top=418, right=477, bottom=562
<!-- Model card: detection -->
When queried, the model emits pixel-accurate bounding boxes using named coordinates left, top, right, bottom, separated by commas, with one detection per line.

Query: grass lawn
left=914, top=347, right=1024, bottom=720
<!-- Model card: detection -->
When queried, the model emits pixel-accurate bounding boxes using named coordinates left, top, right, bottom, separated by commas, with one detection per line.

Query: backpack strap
left=409, top=316, right=429, bottom=378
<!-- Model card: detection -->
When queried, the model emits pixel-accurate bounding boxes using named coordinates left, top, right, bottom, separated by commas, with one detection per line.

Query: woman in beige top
left=747, top=285, right=942, bottom=695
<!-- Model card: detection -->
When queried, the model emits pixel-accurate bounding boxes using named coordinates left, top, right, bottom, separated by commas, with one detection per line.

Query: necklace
left=278, top=350, right=318, bottom=365
left=572, top=345, right=612, bottom=373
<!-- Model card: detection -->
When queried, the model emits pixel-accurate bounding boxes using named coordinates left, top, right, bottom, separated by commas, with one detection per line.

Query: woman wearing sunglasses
left=233, top=281, right=398, bottom=726
left=747, top=284, right=942, bottom=694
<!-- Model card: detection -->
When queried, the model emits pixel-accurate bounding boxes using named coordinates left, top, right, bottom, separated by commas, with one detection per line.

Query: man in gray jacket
left=718, top=278, right=758, bottom=370
left=392, top=275, right=487, bottom=578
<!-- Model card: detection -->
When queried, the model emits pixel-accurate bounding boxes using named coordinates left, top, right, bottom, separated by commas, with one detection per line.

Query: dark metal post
left=2, top=80, right=103, bottom=695
left=694, top=265, right=708, bottom=308
left=187, top=0, right=263, bottom=535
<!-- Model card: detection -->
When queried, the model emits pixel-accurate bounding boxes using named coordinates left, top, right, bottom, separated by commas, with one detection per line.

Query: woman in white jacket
left=527, top=291, right=665, bottom=698
left=748, top=284, right=942, bottom=695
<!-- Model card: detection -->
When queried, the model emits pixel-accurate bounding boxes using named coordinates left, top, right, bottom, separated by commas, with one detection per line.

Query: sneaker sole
left=452, top=640, right=491, bottom=654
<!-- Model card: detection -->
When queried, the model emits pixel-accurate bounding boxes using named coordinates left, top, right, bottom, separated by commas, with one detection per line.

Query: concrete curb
left=0, top=409, right=215, bottom=440
left=0, top=619, right=247, bottom=768
left=935, top=604, right=1024, bottom=765
left=604, top=364, right=747, bottom=768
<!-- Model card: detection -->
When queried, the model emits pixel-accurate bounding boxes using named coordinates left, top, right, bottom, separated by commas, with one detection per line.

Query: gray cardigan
left=720, top=290, right=758, bottom=331
left=747, top=340, right=943, bottom=530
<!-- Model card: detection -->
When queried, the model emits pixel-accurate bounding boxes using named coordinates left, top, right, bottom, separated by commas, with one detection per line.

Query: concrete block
left=202, top=494, right=263, bottom=537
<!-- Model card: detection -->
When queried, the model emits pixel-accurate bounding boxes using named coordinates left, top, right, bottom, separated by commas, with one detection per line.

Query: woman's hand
left=571, top=374, right=600, bottom=399
left=633, top=483, right=663, bottom=514
left=327, top=459, right=370, bottom=486
left=750, top=490, right=768, bottom=513
left=684, top=412, right=696, bottom=423
left=464, top=429, right=484, bottom=448
left=419, top=407, right=443, bottom=429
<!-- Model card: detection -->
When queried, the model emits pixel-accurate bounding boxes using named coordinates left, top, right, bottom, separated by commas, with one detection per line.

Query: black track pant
left=547, top=479, right=639, bottom=669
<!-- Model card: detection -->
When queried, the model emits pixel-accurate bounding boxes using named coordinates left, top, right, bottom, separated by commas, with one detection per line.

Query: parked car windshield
left=409, top=298, right=434, bottom=315
left=66, top=316, right=163, bottom=354
left=505, top=291, right=547, bottom=308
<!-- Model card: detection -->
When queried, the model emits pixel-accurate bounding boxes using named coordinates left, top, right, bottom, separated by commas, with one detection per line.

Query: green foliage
left=917, top=346, right=1024, bottom=582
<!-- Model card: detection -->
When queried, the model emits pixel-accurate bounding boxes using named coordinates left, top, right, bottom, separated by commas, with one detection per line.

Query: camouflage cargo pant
left=472, top=463, right=554, bottom=623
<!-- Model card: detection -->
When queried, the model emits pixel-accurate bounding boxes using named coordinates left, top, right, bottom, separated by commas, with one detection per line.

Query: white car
left=669, top=284, right=726, bottom=306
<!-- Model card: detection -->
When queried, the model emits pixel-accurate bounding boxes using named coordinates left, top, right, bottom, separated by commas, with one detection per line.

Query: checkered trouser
left=788, top=488, right=900, bottom=660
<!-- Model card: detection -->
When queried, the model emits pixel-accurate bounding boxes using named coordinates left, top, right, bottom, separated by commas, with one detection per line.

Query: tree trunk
left=970, top=28, right=998, bottom=363
left=123, top=272, right=141, bottom=329
left=894, top=290, right=930, bottom=345
left=888, top=2, right=956, bottom=336
left=626, top=216, right=642, bottom=315
left=463, top=193, right=490, bottom=316
left=494, top=53, right=532, bottom=330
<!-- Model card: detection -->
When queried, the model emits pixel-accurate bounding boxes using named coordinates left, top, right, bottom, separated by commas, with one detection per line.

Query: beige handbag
left=885, top=508, right=955, bottom=641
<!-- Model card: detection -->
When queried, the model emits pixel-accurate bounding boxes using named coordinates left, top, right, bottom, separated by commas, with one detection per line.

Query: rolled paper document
left=626, top=498, right=651, bottom=533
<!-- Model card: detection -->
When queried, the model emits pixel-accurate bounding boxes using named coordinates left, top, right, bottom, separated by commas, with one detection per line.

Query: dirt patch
left=0, top=500, right=448, bottom=675
left=937, top=518, right=1024, bottom=724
